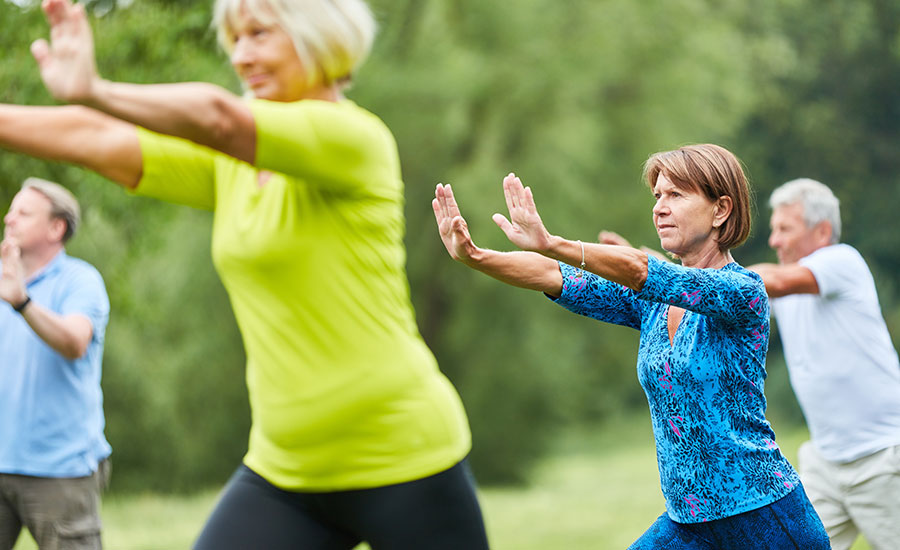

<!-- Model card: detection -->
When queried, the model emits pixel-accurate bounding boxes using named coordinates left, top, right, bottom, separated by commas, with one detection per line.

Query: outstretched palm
left=432, top=184, right=480, bottom=264
left=31, top=0, right=100, bottom=103
left=491, top=173, right=553, bottom=252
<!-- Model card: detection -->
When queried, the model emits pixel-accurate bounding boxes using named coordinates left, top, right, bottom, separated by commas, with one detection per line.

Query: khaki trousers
left=799, top=441, right=900, bottom=550
left=0, top=460, right=110, bottom=550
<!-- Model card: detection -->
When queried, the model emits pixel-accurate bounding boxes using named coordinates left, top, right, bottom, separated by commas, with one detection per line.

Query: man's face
left=768, top=202, right=823, bottom=264
left=3, top=188, right=60, bottom=252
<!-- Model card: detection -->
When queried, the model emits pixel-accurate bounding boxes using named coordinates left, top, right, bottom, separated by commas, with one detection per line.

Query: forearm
left=0, top=104, right=142, bottom=187
left=747, top=262, right=819, bottom=297
left=86, top=80, right=256, bottom=163
left=18, top=301, right=93, bottom=360
left=464, top=249, right=563, bottom=296
left=544, top=237, right=648, bottom=290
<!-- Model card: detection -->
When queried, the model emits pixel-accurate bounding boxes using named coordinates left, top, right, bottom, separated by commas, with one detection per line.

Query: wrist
left=460, top=245, right=487, bottom=267
left=13, top=295, right=31, bottom=314
left=83, top=77, right=110, bottom=108
left=545, top=234, right=567, bottom=258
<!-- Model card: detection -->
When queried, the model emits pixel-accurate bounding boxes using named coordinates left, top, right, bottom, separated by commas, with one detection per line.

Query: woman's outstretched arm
left=433, top=183, right=563, bottom=296
left=0, top=103, right=141, bottom=188
left=33, top=0, right=255, bottom=163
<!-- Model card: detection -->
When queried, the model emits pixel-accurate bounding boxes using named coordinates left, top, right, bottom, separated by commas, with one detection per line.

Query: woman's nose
left=653, top=200, right=667, bottom=216
left=230, top=39, right=252, bottom=67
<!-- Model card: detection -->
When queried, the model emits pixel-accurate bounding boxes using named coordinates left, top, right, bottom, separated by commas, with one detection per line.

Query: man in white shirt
left=752, top=178, right=900, bottom=550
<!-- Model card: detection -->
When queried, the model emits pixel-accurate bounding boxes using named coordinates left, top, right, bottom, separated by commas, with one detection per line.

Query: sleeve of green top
left=250, top=99, right=399, bottom=197
left=131, top=127, right=217, bottom=211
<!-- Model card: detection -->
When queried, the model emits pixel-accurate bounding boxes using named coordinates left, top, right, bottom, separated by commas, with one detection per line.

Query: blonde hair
left=643, top=144, right=752, bottom=251
left=21, top=177, right=81, bottom=243
left=213, top=0, right=376, bottom=89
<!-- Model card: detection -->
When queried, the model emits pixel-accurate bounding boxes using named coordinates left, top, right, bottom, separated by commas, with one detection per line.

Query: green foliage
left=2, top=0, right=247, bottom=492
left=2, top=0, right=899, bottom=491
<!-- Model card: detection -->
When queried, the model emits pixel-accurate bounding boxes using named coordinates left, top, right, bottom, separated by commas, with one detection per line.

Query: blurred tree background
left=1, top=0, right=898, bottom=491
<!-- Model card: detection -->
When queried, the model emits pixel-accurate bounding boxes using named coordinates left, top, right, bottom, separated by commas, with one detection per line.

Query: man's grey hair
left=769, top=178, right=841, bottom=244
left=21, top=177, right=81, bottom=243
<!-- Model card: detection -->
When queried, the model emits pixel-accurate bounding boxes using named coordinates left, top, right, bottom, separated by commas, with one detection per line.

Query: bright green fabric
left=134, top=99, right=470, bottom=490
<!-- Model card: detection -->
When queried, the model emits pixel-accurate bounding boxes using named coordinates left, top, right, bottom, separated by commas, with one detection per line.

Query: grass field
left=13, top=416, right=871, bottom=549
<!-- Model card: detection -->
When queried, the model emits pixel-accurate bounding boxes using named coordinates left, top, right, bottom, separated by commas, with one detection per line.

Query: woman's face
left=229, top=6, right=308, bottom=102
left=651, top=173, right=722, bottom=258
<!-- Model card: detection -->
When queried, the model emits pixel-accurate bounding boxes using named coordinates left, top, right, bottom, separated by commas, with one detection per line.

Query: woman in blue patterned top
left=432, top=144, right=830, bottom=549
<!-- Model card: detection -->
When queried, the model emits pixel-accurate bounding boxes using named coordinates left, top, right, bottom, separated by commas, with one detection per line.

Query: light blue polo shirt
left=0, top=251, right=111, bottom=478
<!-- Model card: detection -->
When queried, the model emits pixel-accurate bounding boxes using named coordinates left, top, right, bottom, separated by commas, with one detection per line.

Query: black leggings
left=193, top=460, right=490, bottom=550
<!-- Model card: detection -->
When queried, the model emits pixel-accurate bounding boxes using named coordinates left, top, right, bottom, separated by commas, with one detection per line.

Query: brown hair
left=643, top=144, right=752, bottom=251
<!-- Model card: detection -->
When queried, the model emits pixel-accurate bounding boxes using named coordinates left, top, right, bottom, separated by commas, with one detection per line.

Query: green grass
left=13, top=416, right=871, bottom=549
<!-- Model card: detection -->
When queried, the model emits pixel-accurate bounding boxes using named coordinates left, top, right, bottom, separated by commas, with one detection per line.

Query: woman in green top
left=0, top=0, right=488, bottom=548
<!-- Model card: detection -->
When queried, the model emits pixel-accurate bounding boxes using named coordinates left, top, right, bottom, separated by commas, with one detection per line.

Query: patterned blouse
left=551, top=255, right=799, bottom=522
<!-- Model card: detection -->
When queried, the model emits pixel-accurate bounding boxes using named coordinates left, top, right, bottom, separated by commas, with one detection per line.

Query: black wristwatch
left=13, top=295, right=31, bottom=314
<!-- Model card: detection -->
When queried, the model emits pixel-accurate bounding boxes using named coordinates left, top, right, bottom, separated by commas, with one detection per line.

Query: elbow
left=207, top=91, right=255, bottom=163
left=60, top=335, right=91, bottom=361
left=61, top=346, right=87, bottom=361
left=624, top=254, right=649, bottom=291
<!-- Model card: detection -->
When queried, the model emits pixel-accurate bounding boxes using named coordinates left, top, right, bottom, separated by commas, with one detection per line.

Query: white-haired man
left=0, top=178, right=110, bottom=550
left=752, top=178, right=900, bottom=550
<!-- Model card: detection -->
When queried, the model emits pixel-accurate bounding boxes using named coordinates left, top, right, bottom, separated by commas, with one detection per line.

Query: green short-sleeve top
left=134, top=98, right=471, bottom=490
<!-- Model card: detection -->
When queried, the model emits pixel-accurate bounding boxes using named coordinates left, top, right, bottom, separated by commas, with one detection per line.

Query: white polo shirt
left=772, top=244, right=900, bottom=463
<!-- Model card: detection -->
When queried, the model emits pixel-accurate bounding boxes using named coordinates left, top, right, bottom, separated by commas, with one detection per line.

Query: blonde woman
left=0, top=0, right=489, bottom=548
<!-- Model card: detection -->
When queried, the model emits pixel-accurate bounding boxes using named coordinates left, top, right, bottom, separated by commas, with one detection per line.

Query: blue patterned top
left=551, top=255, right=799, bottom=522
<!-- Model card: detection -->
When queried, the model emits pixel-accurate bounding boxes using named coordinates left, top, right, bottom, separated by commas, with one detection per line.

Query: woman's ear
left=712, top=196, right=733, bottom=229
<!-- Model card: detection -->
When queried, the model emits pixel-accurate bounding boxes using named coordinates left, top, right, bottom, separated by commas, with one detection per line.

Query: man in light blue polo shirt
left=0, top=178, right=110, bottom=550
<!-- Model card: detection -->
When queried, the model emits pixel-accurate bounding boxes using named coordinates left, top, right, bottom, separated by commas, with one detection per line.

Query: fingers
left=0, top=240, right=21, bottom=265
left=450, top=216, right=468, bottom=239
left=598, top=230, right=630, bottom=247
left=43, top=0, right=77, bottom=29
left=30, top=39, right=50, bottom=66
left=492, top=212, right=512, bottom=235
left=433, top=184, right=449, bottom=225
left=435, top=182, right=466, bottom=224
left=522, top=185, right=537, bottom=212
left=444, top=184, right=461, bottom=218
left=502, top=172, right=539, bottom=219
left=44, top=0, right=89, bottom=44
left=502, top=173, right=520, bottom=214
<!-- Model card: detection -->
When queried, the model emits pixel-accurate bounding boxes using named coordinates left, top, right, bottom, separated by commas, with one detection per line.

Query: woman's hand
left=433, top=184, right=482, bottom=265
left=492, top=173, right=554, bottom=253
left=31, top=0, right=102, bottom=104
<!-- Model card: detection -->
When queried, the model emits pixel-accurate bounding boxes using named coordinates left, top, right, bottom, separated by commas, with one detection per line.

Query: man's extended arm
left=749, top=263, right=820, bottom=298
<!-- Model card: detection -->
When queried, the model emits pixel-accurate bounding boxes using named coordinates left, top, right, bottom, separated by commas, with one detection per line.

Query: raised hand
left=491, top=173, right=553, bottom=253
left=432, top=184, right=481, bottom=264
left=598, top=230, right=632, bottom=247
left=600, top=229, right=670, bottom=262
left=0, top=240, right=28, bottom=307
left=31, top=0, right=101, bottom=103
